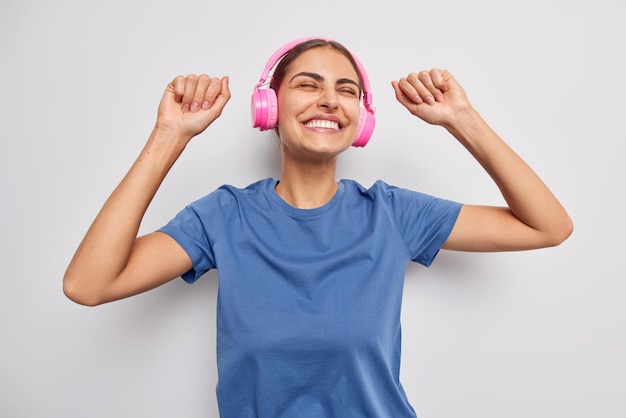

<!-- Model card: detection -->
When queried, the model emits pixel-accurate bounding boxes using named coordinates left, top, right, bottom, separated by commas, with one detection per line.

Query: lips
left=303, top=119, right=341, bottom=130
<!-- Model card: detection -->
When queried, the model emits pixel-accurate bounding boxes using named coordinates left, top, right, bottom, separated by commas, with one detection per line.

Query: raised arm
left=63, top=75, right=231, bottom=306
left=391, top=70, right=573, bottom=252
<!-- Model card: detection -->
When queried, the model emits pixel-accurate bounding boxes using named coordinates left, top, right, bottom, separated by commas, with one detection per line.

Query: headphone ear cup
left=251, top=88, right=278, bottom=131
left=352, top=106, right=376, bottom=147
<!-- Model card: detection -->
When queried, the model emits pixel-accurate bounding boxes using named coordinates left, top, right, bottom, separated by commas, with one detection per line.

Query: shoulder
left=190, top=178, right=274, bottom=206
left=341, top=179, right=462, bottom=214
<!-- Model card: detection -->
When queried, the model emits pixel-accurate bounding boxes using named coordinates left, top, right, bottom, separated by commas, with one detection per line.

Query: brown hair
left=268, top=39, right=363, bottom=98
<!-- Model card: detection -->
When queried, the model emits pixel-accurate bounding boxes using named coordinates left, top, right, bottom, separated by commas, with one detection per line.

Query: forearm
left=63, top=128, right=189, bottom=302
left=444, top=108, right=573, bottom=243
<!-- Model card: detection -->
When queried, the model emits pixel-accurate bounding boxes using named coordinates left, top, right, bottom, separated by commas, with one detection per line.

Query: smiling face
left=275, top=46, right=361, bottom=161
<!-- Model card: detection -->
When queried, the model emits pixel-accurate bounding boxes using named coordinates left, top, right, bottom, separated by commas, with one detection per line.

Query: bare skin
left=391, top=70, right=573, bottom=251
left=63, top=75, right=230, bottom=306
left=274, top=48, right=361, bottom=208
left=63, top=47, right=572, bottom=307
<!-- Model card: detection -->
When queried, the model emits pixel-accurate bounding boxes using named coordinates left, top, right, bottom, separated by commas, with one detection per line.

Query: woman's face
left=276, top=46, right=361, bottom=160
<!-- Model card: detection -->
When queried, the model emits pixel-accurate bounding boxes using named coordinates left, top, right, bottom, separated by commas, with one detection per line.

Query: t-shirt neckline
left=265, top=178, right=345, bottom=219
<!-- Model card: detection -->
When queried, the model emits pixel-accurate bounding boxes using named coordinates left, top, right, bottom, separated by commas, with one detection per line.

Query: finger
left=208, top=76, right=231, bottom=115
left=416, top=71, right=444, bottom=103
left=429, top=69, right=450, bottom=93
left=202, top=77, right=225, bottom=110
left=168, top=75, right=187, bottom=103
left=391, top=80, right=415, bottom=109
left=180, top=75, right=201, bottom=113
left=397, top=74, right=424, bottom=104
left=189, top=74, right=212, bottom=112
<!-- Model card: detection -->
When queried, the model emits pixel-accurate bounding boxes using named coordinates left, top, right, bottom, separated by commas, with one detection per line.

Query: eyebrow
left=289, top=72, right=361, bottom=91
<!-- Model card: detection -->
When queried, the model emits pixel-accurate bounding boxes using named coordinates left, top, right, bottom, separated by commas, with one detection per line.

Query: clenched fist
left=156, top=74, right=231, bottom=140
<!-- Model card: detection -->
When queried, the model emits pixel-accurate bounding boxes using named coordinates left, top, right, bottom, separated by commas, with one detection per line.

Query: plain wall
left=1, top=0, right=624, bottom=416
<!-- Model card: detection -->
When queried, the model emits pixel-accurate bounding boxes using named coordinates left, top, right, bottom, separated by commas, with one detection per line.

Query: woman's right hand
left=155, top=74, right=231, bottom=141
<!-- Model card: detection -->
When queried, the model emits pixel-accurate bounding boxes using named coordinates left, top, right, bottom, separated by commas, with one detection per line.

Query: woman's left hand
left=391, top=69, right=472, bottom=128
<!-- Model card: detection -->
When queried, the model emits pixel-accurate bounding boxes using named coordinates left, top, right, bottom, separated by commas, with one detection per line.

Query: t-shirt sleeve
left=158, top=193, right=222, bottom=283
left=374, top=180, right=462, bottom=267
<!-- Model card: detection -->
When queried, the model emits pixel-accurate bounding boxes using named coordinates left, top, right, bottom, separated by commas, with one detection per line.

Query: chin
left=307, top=138, right=351, bottom=155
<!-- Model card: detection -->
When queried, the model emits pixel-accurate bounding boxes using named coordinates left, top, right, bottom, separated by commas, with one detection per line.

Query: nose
left=318, top=88, right=338, bottom=111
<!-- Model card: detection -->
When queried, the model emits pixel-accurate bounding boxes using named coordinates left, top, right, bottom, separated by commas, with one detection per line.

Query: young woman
left=64, top=38, right=573, bottom=417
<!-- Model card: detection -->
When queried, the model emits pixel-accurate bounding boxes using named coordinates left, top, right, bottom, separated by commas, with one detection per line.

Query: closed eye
left=338, top=87, right=358, bottom=96
left=289, top=72, right=361, bottom=97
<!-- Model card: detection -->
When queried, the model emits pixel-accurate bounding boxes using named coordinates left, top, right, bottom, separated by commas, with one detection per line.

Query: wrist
left=140, top=126, right=190, bottom=169
left=443, top=106, right=484, bottom=139
left=150, top=125, right=193, bottom=151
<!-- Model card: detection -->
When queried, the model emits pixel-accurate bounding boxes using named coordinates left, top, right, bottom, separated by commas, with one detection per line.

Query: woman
left=63, top=38, right=573, bottom=417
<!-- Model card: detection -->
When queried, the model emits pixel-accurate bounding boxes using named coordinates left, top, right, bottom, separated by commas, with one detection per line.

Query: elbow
left=546, top=215, right=574, bottom=247
left=62, top=272, right=104, bottom=307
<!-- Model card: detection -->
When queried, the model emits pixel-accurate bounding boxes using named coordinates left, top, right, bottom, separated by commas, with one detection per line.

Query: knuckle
left=417, top=70, right=430, bottom=80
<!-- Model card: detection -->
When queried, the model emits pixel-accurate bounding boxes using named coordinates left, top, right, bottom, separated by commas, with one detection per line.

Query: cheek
left=277, top=94, right=301, bottom=123
left=339, top=95, right=360, bottom=115
left=345, top=101, right=361, bottom=126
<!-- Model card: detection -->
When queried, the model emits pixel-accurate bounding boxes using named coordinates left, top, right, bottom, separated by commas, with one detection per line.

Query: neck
left=276, top=156, right=339, bottom=209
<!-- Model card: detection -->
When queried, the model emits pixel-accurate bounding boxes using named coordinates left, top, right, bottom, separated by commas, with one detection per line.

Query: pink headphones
left=251, top=37, right=375, bottom=147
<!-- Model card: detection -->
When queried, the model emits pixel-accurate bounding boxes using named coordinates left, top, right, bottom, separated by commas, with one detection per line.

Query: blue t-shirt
left=159, top=178, right=462, bottom=418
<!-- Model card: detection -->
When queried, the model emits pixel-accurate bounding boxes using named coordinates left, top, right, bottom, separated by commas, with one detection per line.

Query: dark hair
left=269, top=39, right=363, bottom=97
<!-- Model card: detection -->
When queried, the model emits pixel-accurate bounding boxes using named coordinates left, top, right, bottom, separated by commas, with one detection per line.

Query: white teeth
left=304, top=119, right=339, bottom=130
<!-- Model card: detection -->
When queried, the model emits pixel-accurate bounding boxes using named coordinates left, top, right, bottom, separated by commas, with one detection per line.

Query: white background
left=1, top=0, right=624, bottom=417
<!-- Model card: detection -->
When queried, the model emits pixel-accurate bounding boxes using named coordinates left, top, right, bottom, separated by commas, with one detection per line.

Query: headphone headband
left=251, top=37, right=376, bottom=147
left=254, top=37, right=373, bottom=110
